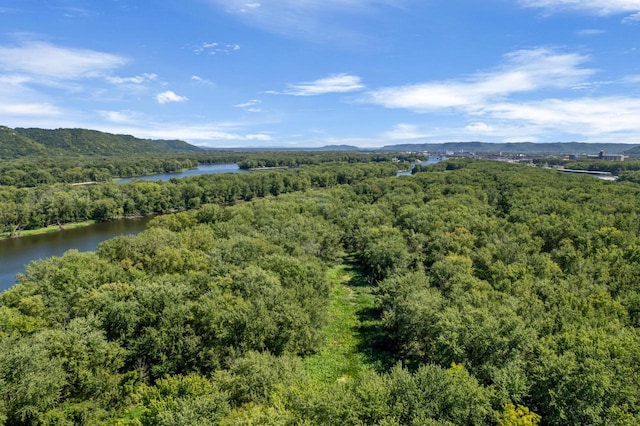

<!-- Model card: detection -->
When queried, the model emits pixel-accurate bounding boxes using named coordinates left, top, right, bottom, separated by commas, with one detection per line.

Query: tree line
left=0, top=162, right=400, bottom=237
left=0, top=159, right=638, bottom=424
left=0, top=152, right=415, bottom=188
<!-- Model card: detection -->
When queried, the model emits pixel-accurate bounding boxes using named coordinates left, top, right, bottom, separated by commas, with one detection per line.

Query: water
left=1, top=163, right=246, bottom=292
left=1, top=159, right=445, bottom=292
left=115, top=163, right=244, bottom=183
left=0, top=217, right=154, bottom=292
left=396, top=157, right=446, bottom=176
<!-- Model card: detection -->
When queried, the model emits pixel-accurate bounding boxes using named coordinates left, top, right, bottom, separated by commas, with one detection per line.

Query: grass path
left=303, top=264, right=391, bottom=383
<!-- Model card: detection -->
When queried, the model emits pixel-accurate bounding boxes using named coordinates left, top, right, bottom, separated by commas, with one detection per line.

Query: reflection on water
left=0, top=217, right=153, bottom=291
left=396, top=157, right=445, bottom=176
left=114, top=163, right=244, bottom=183
left=1, top=163, right=246, bottom=291
left=1, top=160, right=448, bottom=292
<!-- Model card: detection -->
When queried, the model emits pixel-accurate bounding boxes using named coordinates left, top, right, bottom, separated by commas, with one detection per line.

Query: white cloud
left=59, top=7, right=92, bottom=18
left=623, top=74, right=640, bottom=83
left=411, top=97, right=640, bottom=144
left=155, top=90, right=188, bottom=104
left=107, top=73, right=157, bottom=85
left=194, top=42, right=240, bottom=55
left=485, top=97, right=640, bottom=137
left=191, top=75, right=214, bottom=85
left=214, top=0, right=401, bottom=16
left=234, top=99, right=262, bottom=112
left=622, top=11, right=640, bottom=23
left=234, top=99, right=261, bottom=108
left=519, top=0, right=640, bottom=14
left=109, top=124, right=273, bottom=143
left=0, top=41, right=127, bottom=80
left=576, top=29, right=606, bottom=35
left=465, top=122, right=494, bottom=133
left=0, top=102, right=61, bottom=116
left=209, top=0, right=404, bottom=42
left=364, top=48, right=593, bottom=112
left=0, top=65, right=65, bottom=118
left=518, top=0, right=640, bottom=21
left=244, top=133, right=272, bottom=140
left=241, top=2, right=261, bottom=11
left=270, top=73, right=365, bottom=96
left=383, top=123, right=431, bottom=140
left=13, top=112, right=275, bottom=145
left=360, top=47, right=640, bottom=143
left=97, top=110, right=144, bottom=123
left=0, top=74, right=32, bottom=86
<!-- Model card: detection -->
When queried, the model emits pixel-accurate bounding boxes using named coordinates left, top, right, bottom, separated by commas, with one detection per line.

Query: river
left=0, top=163, right=243, bottom=292
left=397, top=157, right=446, bottom=176
left=1, top=159, right=444, bottom=292
left=0, top=217, right=153, bottom=291
left=114, top=163, right=244, bottom=183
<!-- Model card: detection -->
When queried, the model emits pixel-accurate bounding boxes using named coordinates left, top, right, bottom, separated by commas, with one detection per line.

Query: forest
left=0, top=127, right=202, bottom=159
left=0, top=159, right=402, bottom=237
left=0, top=151, right=412, bottom=189
left=0, top=158, right=639, bottom=425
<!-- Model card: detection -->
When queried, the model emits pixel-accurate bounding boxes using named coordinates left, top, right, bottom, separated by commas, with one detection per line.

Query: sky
left=0, top=1, right=639, bottom=148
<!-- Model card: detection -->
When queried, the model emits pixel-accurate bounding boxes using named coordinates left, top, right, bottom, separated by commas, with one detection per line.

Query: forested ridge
left=1, top=159, right=639, bottom=425
left=0, top=127, right=201, bottom=159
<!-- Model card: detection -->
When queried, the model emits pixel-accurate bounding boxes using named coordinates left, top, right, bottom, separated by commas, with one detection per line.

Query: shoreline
left=1, top=221, right=97, bottom=240
left=0, top=215, right=152, bottom=240
left=246, top=166, right=289, bottom=171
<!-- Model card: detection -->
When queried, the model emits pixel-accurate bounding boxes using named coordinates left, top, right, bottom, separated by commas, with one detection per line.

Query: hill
left=0, top=126, right=48, bottom=158
left=314, top=144, right=360, bottom=151
left=623, top=145, right=640, bottom=156
left=0, top=126, right=202, bottom=159
left=381, top=141, right=639, bottom=155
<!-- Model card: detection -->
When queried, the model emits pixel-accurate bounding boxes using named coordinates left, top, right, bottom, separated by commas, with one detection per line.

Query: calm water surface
left=0, top=217, right=153, bottom=291
left=396, top=157, right=446, bottom=176
left=1, top=160, right=444, bottom=292
left=1, top=163, right=245, bottom=291
left=115, top=163, right=244, bottom=183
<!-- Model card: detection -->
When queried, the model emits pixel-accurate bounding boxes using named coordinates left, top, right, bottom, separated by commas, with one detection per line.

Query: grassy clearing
left=303, top=264, right=390, bottom=383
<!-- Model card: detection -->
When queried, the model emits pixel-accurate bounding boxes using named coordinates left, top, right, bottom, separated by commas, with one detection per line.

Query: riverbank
left=0, top=220, right=97, bottom=240
left=0, top=215, right=153, bottom=240
left=246, top=166, right=289, bottom=171
left=0, top=216, right=155, bottom=290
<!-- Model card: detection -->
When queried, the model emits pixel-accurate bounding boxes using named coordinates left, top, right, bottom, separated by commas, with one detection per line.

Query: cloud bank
left=365, top=48, right=593, bottom=112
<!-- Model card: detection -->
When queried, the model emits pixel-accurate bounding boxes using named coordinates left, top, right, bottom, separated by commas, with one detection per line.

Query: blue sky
left=1, top=0, right=639, bottom=148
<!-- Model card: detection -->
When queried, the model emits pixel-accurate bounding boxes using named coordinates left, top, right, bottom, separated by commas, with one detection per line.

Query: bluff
left=0, top=126, right=201, bottom=158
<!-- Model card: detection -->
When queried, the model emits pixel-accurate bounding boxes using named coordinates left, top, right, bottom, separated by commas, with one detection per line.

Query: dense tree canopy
left=1, top=159, right=639, bottom=424
left=0, top=161, right=400, bottom=237
left=0, top=126, right=202, bottom=159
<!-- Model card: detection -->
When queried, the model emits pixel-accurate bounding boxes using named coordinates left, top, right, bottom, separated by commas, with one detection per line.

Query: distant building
left=586, top=150, right=627, bottom=161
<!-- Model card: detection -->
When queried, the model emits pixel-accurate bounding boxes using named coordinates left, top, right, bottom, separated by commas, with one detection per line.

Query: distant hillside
left=315, top=144, right=360, bottom=151
left=623, top=146, right=640, bottom=157
left=381, top=141, right=639, bottom=155
left=0, top=126, right=49, bottom=158
left=0, top=126, right=202, bottom=159
left=148, top=138, right=203, bottom=152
